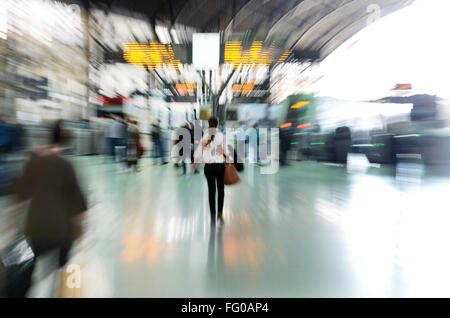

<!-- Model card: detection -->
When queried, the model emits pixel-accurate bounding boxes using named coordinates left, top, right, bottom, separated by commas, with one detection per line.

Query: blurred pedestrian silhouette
left=193, top=117, right=226, bottom=226
left=126, top=118, right=140, bottom=172
left=280, top=125, right=293, bottom=166
left=151, top=120, right=168, bottom=165
left=12, top=120, right=87, bottom=297
left=105, top=115, right=123, bottom=162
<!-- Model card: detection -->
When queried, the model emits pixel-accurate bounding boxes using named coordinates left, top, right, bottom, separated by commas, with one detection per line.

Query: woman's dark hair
left=52, top=120, right=69, bottom=145
left=208, top=117, right=218, bottom=128
left=205, top=117, right=219, bottom=146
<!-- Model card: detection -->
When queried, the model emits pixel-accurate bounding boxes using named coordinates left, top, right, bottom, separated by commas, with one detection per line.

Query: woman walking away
left=192, top=117, right=227, bottom=227
left=12, top=120, right=87, bottom=297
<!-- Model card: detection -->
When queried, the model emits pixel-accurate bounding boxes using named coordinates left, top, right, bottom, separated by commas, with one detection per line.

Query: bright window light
left=317, top=0, right=450, bottom=100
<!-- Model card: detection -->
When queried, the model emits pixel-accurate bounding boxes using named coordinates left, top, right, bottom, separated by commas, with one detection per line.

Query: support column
left=81, top=1, right=91, bottom=119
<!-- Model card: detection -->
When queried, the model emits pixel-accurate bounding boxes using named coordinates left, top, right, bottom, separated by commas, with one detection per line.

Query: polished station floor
left=5, top=156, right=450, bottom=297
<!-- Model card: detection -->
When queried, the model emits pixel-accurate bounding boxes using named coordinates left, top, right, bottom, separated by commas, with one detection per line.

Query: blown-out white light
left=318, top=0, right=450, bottom=100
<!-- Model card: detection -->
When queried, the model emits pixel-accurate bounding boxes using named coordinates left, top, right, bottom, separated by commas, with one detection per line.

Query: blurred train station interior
left=2, top=0, right=450, bottom=298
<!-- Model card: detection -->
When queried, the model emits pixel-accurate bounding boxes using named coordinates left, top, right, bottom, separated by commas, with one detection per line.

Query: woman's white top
left=194, top=129, right=228, bottom=164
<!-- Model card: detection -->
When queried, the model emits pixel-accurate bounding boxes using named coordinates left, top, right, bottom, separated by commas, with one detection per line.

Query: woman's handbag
left=224, top=163, right=240, bottom=185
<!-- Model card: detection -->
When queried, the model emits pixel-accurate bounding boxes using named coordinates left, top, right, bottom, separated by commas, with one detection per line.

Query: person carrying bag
left=223, top=152, right=240, bottom=186
left=192, top=118, right=227, bottom=226
left=5, top=120, right=87, bottom=298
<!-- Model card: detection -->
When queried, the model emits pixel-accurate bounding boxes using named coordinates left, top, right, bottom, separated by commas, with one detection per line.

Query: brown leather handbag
left=224, top=162, right=240, bottom=185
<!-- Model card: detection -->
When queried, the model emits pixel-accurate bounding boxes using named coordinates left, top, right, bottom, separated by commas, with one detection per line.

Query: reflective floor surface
left=4, top=156, right=450, bottom=297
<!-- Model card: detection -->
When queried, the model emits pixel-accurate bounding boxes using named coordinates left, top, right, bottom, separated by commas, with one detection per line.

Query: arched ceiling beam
left=223, top=0, right=254, bottom=34
left=286, top=0, right=357, bottom=51
left=317, top=0, right=413, bottom=59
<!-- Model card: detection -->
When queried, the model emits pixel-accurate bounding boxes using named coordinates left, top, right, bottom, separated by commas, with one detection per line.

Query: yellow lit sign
left=297, top=122, right=311, bottom=129
left=392, top=84, right=412, bottom=90
left=232, top=81, right=255, bottom=94
left=224, top=41, right=274, bottom=69
left=124, top=41, right=181, bottom=70
left=277, top=50, right=292, bottom=63
left=290, top=101, right=310, bottom=109
left=175, top=82, right=197, bottom=95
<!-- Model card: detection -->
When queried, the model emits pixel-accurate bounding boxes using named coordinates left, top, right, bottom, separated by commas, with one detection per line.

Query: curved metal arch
left=201, top=1, right=228, bottom=32
left=171, top=0, right=191, bottom=27
left=286, top=0, right=359, bottom=51
left=152, top=0, right=170, bottom=22
left=317, top=1, right=412, bottom=58
left=172, top=0, right=211, bottom=28
left=265, top=0, right=307, bottom=39
left=249, top=1, right=305, bottom=38
left=316, top=13, right=367, bottom=53
left=223, top=0, right=255, bottom=34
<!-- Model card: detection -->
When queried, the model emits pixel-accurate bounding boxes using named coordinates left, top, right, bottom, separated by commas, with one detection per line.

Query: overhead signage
left=123, top=42, right=180, bottom=70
